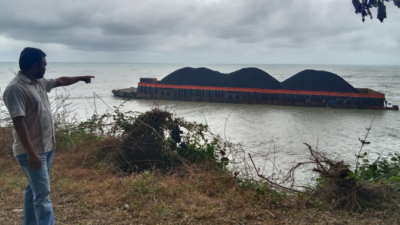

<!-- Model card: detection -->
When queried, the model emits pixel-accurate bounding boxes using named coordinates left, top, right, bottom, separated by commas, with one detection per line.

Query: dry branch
left=248, top=153, right=303, bottom=193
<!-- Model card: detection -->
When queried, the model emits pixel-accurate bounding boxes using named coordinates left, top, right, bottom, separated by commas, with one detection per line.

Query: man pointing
left=3, top=47, right=94, bottom=225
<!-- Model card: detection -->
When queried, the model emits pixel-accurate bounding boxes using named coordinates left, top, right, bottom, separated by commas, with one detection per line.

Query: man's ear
left=33, top=63, right=39, bottom=70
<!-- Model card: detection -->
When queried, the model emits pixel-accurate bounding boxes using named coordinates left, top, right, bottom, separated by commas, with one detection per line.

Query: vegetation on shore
left=0, top=96, right=399, bottom=224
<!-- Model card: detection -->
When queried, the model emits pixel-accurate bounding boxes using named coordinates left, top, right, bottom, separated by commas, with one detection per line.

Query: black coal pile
left=212, top=68, right=281, bottom=89
left=281, top=70, right=359, bottom=93
left=160, top=67, right=224, bottom=86
left=161, top=67, right=281, bottom=89
left=160, top=68, right=358, bottom=93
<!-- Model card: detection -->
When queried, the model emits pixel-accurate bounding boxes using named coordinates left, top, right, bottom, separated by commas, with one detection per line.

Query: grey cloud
left=0, top=0, right=399, bottom=64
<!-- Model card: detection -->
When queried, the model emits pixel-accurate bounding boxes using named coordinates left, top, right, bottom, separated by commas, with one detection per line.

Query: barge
left=112, top=68, right=398, bottom=110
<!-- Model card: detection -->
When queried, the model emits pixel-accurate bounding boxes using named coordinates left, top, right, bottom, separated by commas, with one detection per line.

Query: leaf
left=353, top=0, right=363, bottom=13
left=368, top=0, right=378, bottom=7
left=391, top=157, right=398, bottom=161
left=347, top=170, right=356, bottom=178
left=377, top=1, right=387, bottom=22
left=367, top=8, right=373, bottom=19
left=368, top=164, right=378, bottom=171
left=394, top=0, right=400, bottom=8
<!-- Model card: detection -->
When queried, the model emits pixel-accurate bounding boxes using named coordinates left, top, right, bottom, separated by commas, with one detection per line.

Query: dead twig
left=248, top=153, right=303, bottom=193
left=265, top=209, right=276, bottom=218
left=233, top=217, right=244, bottom=225
left=355, top=117, right=375, bottom=178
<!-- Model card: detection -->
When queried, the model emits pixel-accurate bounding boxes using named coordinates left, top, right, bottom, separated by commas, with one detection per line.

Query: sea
left=1, top=63, right=399, bottom=183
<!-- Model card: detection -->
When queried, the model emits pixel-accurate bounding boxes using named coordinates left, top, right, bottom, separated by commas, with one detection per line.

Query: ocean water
left=1, top=63, right=399, bottom=182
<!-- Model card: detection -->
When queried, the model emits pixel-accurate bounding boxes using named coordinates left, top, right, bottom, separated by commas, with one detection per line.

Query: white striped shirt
left=3, top=72, right=56, bottom=156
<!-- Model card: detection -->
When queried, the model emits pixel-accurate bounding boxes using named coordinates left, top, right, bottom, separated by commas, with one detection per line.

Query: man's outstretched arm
left=55, top=76, right=95, bottom=87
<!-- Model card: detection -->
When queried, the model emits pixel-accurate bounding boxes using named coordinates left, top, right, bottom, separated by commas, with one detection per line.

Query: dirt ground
left=1, top=157, right=398, bottom=225
left=0, top=127, right=398, bottom=225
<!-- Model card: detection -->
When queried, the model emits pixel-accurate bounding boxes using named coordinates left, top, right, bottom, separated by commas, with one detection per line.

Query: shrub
left=115, top=108, right=223, bottom=173
left=355, top=152, right=400, bottom=189
left=77, top=106, right=226, bottom=173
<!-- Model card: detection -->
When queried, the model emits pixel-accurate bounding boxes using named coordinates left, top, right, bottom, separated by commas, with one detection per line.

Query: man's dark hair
left=19, top=47, right=46, bottom=71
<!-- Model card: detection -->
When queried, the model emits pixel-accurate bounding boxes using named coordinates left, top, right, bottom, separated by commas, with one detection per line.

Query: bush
left=55, top=130, right=99, bottom=153
left=116, top=108, right=224, bottom=173
left=77, top=106, right=226, bottom=173
left=355, top=152, right=400, bottom=189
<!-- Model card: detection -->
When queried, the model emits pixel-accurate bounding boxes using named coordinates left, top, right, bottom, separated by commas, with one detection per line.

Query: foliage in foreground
left=1, top=94, right=399, bottom=217
left=355, top=151, right=400, bottom=189
left=69, top=106, right=228, bottom=173
left=352, top=0, right=400, bottom=22
left=280, top=143, right=398, bottom=212
left=66, top=105, right=400, bottom=213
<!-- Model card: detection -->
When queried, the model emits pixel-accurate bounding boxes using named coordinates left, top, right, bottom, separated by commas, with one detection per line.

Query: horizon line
left=1, top=62, right=400, bottom=66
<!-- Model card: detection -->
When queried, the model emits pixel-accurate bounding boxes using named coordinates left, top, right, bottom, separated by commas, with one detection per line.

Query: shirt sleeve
left=38, top=78, right=57, bottom=93
left=3, top=86, right=26, bottom=118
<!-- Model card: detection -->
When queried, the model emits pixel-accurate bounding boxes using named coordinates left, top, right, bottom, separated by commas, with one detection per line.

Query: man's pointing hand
left=81, top=76, right=95, bottom=84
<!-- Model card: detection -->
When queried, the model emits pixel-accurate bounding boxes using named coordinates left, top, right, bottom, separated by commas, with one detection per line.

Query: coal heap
left=160, top=67, right=224, bottom=86
left=161, top=67, right=281, bottom=89
left=281, top=70, right=359, bottom=93
left=213, top=68, right=281, bottom=89
left=160, top=68, right=358, bottom=93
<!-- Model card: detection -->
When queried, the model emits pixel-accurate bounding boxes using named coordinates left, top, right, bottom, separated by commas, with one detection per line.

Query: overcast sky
left=0, top=0, right=399, bottom=65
